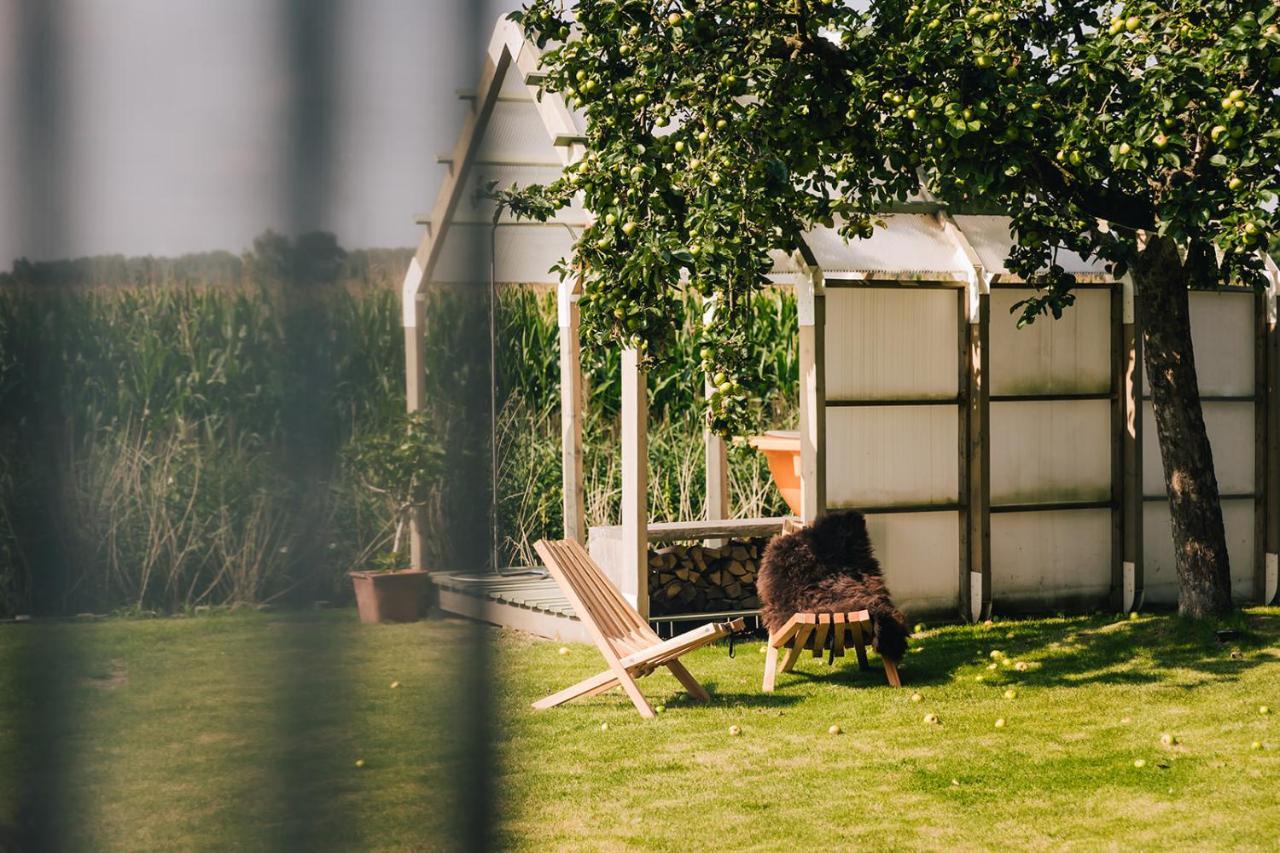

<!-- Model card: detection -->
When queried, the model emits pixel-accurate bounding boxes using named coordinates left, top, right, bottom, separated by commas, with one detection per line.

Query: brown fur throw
left=757, top=510, right=909, bottom=662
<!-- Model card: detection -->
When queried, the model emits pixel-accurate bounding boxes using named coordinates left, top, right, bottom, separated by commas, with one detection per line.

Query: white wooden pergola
left=404, top=18, right=1280, bottom=625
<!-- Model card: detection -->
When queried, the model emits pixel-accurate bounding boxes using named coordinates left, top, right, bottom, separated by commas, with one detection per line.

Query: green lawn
left=2, top=608, right=1278, bottom=850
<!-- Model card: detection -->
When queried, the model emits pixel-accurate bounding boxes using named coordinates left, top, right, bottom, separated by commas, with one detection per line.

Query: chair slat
left=811, top=614, right=830, bottom=658
left=533, top=536, right=732, bottom=717
left=545, top=541, right=633, bottom=645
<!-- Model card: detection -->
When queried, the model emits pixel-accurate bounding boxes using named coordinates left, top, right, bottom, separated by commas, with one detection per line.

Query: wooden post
left=1255, top=286, right=1268, bottom=603
left=796, top=264, right=826, bottom=523
left=403, top=260, right=428, bottom=570
left=965, top=279, right=992, bottom=622
left=621, top=347, right=649, bottom=616
left=702, top=297, right=730, bottom=545
left=957, top=289, right=972, bottom=619
left=940, top=214, right=991, bottom=622
left=1118, top=276, right=1143, bottom=612
left=1109, top=279, right=1144, bottom=612
left=558, top=277, right=585, bottom=544
left=1261, top=257, right=1279, bottom=604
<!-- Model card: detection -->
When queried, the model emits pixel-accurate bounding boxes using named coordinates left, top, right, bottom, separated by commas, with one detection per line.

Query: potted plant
left=347, top=410, right=442, bottom=623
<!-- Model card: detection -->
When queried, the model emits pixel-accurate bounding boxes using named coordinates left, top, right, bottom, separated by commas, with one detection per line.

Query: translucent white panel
left=1140, top=400, right=1255, bottom=497
left=1142, top=498, right=1255, bottom=605
left=865, top=512, right=960, bottom=616
left=804, top=215, right=969, bottom=279
left=989, top=288, right=1111, bottom=395
left=825, top=289, right=959, bottom=401
left=446, top=164, right=588, bottom=226
left=478, top=99, right=562, bottom=163
left=952, top=215, right=1110, bottom=279
left=991, top=509, right=1112, bottom=604
left=430, top=223, right=578, bottom=285
left=1138, top=293, right=1255, bottom=398
left=991, top=400, right=1111, bottom=504
left=1188, top=292, right=1255, bottom=396
left=826, top=406, right=959, bottom=505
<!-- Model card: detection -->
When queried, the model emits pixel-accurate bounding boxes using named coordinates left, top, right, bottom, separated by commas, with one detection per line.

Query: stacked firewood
left=647, top=538, right=769, bottom=616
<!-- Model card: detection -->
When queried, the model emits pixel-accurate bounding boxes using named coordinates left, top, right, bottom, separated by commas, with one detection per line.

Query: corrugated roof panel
left=805, top=214, right=969, bottom=279
left=952, top=215, right=1111, bottom=281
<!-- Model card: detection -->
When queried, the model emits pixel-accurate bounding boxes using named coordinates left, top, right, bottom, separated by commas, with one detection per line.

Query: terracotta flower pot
left=349, top=569, right=431, bottom=624
left=747, top=430, right=802, bottom=516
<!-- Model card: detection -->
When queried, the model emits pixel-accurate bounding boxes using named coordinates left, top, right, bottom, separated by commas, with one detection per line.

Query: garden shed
left=403, top=18, right=1280, bottom=638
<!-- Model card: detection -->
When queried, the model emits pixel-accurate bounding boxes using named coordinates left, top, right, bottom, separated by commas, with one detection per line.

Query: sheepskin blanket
left=757, top=510, right=909, bottom=662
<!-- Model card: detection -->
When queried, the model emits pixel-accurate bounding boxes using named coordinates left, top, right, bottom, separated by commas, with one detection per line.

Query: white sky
left=0, top=0, right=525, bottom=263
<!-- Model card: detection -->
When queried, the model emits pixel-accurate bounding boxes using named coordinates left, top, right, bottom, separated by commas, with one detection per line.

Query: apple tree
left=501, top=0, right=1279, bottom=618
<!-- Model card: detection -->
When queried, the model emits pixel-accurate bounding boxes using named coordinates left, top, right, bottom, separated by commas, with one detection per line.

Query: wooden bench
left=762, top=610, right=902, bottom=691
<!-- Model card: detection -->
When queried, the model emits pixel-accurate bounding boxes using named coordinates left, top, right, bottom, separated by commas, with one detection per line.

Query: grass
left=2, top=608, right=1279, bottom=850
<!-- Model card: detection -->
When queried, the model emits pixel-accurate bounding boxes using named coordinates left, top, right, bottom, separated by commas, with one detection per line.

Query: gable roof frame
left=401, top=19, right=585, bottom=328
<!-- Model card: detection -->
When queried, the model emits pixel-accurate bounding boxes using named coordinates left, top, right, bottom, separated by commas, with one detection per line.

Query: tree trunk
left=1131, top=234, right=1233, bottom=618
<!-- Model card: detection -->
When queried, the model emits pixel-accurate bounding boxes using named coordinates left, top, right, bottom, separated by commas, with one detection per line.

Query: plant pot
left=349, top=569, right=431, bottom=624
left=747, top=430, right=802, bottom=516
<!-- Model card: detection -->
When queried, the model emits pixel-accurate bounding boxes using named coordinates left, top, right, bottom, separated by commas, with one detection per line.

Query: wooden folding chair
left=762, top=610, right=901, bottom=691
left=533, top=539, right=744, bottom=718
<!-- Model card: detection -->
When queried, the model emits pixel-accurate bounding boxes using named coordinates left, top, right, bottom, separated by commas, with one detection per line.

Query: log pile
left=647, top=537, right=770, bottom=616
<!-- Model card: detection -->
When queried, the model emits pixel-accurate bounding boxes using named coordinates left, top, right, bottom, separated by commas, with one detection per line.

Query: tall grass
left=0, top=283, right=796, bottom=615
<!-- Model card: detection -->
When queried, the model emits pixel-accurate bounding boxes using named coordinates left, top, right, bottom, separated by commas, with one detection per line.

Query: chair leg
left=610, top=664, right=656, bottom=718
left=851, top=620, right=871, bottom=671
left=762, top=643, right=780, bottom=692
left=882, top=657, right=902, bottom=688
left=781, top=624, right=813, bottom=673
left=665, top=660, right=710, bottom=702
left=532, top=669, right=619, bottom=710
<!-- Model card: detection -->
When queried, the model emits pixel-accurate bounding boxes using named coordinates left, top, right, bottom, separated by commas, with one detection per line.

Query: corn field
left=0, top=283, right=796, bottom=616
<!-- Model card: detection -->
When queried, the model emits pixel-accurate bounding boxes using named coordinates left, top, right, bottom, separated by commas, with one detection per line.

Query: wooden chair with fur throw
left=757, top=512, right=907, bottom=691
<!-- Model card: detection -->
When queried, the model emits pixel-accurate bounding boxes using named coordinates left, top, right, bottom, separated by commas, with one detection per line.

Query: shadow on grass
left=671, top=687, right=806, bottom=708
left=705, top=610, right=1279, bottom=697
left=885, top=609, right=1278, bottom=690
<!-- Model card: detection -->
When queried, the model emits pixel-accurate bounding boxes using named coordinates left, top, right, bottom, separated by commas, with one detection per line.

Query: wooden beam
left=1111, top=280, right=1142, bottom=612
left=944, top=214, right=991, bottom=622
left=702, top=296, right=730, bottom=545
left=558, top=277, right=585, bottom=544
left=796, top=261, right=827, bottom=523
left=621, top=348, right=649, bottom=616
left=965, top=289, right=992, bottom=622
left=1262, top=257, right=1280, bottom=603
left=1120, top=276, right=1143, bottom=611
left=405, top=290, right=428, bottom=570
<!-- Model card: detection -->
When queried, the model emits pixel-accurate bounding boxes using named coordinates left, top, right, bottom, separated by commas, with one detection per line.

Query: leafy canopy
left=501, top=0, right=1279, bottom=433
